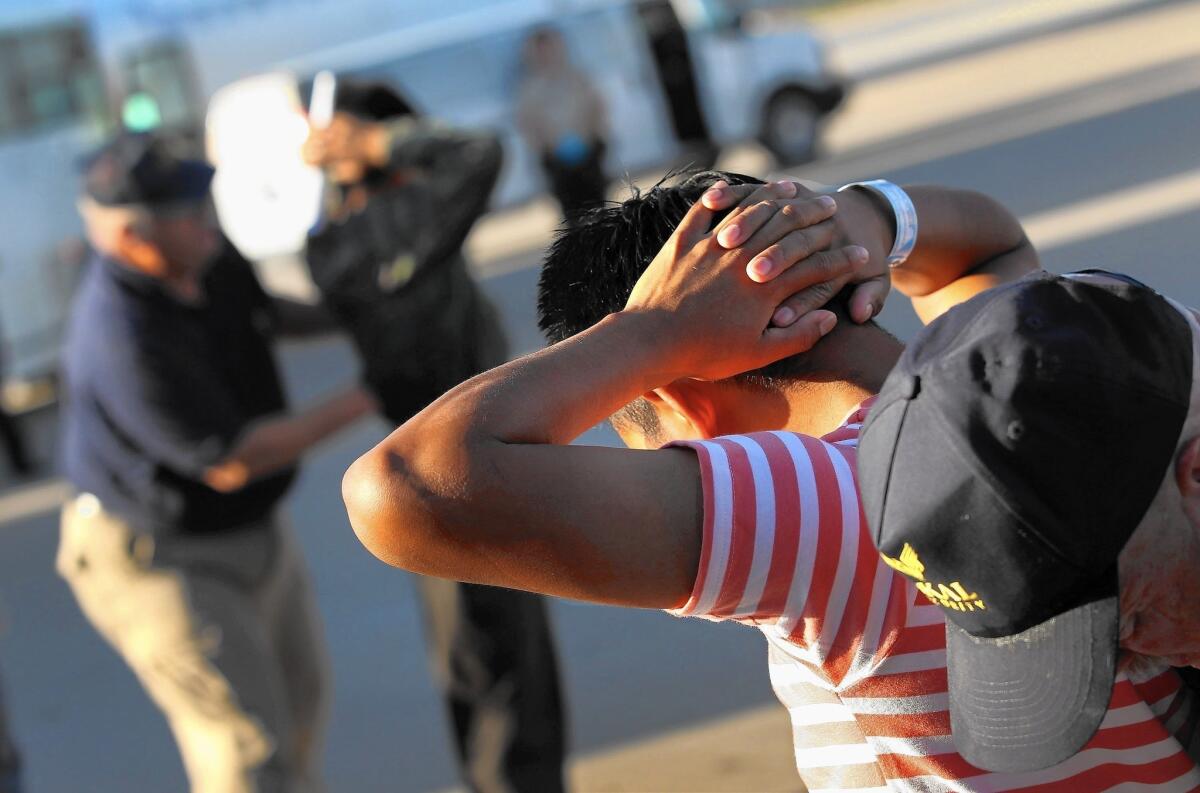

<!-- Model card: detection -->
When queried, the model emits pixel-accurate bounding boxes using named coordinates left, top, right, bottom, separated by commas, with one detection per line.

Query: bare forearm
left=343, top=192, right=843, bottom=598
left=344, top=312, right=684, bottom=576
left=382, top=312, right=671, bottom=462
left=206, top=386, right=375, bottom=491
left=901, top=187, right=1034, bottom=296
left=836, top=185, right=1036, bottom=296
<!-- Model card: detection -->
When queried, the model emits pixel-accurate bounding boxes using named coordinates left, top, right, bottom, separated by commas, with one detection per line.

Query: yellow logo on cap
left=881, top=542, right=925, bottom=580
left=880, top=543, right=987, bottom=613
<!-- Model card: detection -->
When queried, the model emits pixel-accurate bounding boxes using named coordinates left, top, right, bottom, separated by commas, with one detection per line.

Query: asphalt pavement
left=1, top=3, right=1198, bottom=791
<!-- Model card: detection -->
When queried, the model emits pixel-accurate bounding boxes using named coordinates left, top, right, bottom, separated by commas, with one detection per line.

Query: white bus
left=0, top=7, right=109, bottom=381
left=0, top=0, right=844, bottom=379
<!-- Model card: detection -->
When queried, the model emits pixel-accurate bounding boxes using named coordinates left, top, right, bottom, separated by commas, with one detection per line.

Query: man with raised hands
left=344, top=171, right=1199, bottom=789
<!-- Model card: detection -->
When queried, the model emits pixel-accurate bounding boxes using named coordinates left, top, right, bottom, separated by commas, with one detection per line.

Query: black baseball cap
left=83, top=133, right=214, bottom=209
left=857, top=270, right=1195, bottom=773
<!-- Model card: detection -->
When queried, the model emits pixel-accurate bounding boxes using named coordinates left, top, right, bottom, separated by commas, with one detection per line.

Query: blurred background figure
left=302, top=81, right=567, bottom=793
left=634, top=0, right=720, bottom=169
left=517, top=27, right=610, bottom=223
left=0, top=324, right=31, bottom=479
left=0, top=671, right=19, bottom=793
left=58, top=133, right=374, bottom=793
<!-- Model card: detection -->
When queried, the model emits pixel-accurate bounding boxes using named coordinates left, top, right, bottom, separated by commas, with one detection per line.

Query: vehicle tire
left=761, top=88, right=820, bottom=166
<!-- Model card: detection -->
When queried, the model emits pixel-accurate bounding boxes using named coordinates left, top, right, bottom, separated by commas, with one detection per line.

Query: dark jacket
left=306, top=121, right=507, bottom=424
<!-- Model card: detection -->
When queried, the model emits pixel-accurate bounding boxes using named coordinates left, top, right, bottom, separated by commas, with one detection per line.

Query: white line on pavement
left=824, top=0, right=1165, bottom=77
left=0, top=480, right=70, bottom=526
left=820, top=1, right=1200, bottom=155
left=471, top=55, right=1200, bottom=281
left=1024, top=167, right=1200, bottom=252
left=802, top=56, right=1200, bottom=187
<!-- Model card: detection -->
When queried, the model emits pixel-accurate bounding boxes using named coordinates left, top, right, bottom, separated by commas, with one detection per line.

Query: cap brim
left=947, top=595, right=1118, bottom=773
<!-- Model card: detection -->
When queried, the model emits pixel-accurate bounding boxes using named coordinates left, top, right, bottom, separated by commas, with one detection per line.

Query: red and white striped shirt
left=669, top=399, right=1200, bottom=791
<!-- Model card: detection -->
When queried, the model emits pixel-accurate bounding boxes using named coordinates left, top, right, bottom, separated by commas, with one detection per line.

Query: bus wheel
left=761, top=88, right=819, bottom=165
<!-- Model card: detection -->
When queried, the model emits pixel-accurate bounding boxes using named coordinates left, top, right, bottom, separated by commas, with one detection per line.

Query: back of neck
left=782, top=329, right=904, bottom=436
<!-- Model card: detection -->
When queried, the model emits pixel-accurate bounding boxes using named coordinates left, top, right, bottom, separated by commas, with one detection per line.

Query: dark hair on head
left=332, top=79, right=418, bottom=121
left=538, top=170, right=760, bottom=343
left=326, top=79, right=418, bottom=188
left=537, top=169, right=866, bottom=440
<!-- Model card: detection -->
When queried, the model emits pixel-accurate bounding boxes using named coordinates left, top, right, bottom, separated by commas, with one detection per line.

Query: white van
left=272, top=0, right=846, bottom=208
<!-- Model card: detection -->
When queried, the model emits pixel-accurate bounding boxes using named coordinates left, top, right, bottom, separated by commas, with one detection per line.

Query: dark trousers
left=0, top=406, right=29, bottom=476
left=416, top=577, right=566, bottom=793
left=0, top=671, right=20, bottom=793
left=357, top=287, right=564, bottom=791
left=542, top=141, right=608, bottom=225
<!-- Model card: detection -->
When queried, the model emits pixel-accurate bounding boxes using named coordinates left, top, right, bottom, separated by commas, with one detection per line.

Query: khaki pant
left=57, top=494, right=329, bottom=793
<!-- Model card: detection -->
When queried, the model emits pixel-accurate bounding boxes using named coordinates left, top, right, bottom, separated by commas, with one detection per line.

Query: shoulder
left=667, top=431, right=872, bottom=624
left=66, top=284, right=181, bottom=394
left=674, top=431, right=861, bottom=549
left=679, top=431, right=858, bottom=488
left=65, top=263, right=138, bottom=359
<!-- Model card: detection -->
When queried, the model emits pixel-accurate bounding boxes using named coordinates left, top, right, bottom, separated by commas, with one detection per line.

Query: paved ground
left=1, top=2, right=1198, bottom=790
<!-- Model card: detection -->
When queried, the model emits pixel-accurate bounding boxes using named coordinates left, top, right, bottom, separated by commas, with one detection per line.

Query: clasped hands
left=623, top=179, right=891, bottom=383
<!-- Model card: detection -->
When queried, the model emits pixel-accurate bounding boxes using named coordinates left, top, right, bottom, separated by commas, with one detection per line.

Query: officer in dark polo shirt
left=57, top=134, right=374, bottom=793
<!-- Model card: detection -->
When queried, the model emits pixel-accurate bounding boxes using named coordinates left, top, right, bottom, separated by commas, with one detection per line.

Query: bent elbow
left=342, top=449, right=415, bottom=569
left=343, top=433, right=488, bottom=579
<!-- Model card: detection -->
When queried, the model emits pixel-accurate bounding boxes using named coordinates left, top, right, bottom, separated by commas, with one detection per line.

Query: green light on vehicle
left=122, top=93, right=162, bottom=132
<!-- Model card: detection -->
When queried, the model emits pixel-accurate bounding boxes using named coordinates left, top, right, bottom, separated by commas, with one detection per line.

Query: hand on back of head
left=701, top=179, right=891, bottom=323
left=622, top=179, right=872, bottom=382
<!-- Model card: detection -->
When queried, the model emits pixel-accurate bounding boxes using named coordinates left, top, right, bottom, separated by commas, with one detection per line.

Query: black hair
left=539, top=170, right=754, bottom=343
left=325, top=79, right=419, bottom=189
left=536, top=169, right=870, bottom=439
left=333, top=79, right=418, bottom=121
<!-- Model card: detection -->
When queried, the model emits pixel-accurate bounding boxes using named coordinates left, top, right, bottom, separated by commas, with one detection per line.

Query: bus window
left=23, top=36, right=75, bottom=124
left=0, top=57, right=18, bottom=137
left=121, top=42, right=200, bottom=132
left=0, top=20, right=107, bottom=139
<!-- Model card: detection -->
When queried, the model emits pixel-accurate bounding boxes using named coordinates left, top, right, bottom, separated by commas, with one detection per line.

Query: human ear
left=647, top=380, right=721, bottom=441
left=1176, top=436, right=1200, bottom=498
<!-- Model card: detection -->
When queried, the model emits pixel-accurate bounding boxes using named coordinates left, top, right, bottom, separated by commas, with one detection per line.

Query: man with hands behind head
left=340, top=168, right=1195, bottom=790
left=857, top=265, right=1200, bottom=774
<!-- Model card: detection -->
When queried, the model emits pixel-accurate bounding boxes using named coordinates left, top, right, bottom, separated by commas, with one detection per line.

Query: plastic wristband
left=837, top=179, right=918, bottom=268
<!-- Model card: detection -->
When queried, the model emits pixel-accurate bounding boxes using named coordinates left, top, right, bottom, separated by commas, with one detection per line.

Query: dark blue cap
left=858, top=271, right=1193, bottom=773
left=83, top=133, right=214, bottom=208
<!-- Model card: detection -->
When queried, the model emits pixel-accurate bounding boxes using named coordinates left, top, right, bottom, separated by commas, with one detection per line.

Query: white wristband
left=837, top=179, right=918, bottom=268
